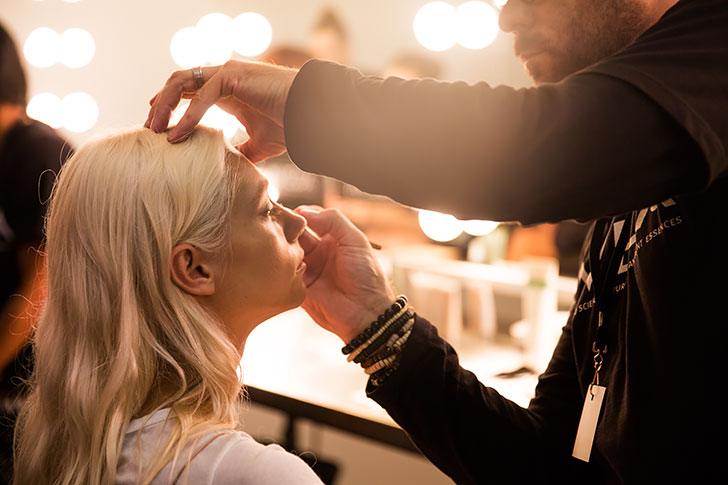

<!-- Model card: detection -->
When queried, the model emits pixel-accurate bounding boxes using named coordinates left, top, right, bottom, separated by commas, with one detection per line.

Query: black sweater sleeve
left=366, top=315, right=590, bottom=484
left=284, top=60, right=707, bottom=225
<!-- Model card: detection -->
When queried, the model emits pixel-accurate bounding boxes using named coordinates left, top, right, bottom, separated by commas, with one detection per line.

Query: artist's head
left=14, top=127, right=306, bottom=483
left=500, top=0, right=677, bottom=83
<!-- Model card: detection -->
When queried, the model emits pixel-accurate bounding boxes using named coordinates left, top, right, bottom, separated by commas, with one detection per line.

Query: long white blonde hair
left=14, top=127, right=244, bottom=484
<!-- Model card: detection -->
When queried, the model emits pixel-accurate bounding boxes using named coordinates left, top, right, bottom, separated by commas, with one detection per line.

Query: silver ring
left=192, top=67, right=204, bottom=89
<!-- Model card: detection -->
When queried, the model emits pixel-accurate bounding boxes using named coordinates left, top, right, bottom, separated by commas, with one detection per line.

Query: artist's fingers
left=166, top=71, right=225, bottom=142
left=146, top=66, right=220, bottom=133
left=296, top=208, right=369, bottom=248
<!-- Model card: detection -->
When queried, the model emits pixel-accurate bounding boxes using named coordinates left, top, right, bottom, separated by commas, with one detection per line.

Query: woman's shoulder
left=188, top=430, right=323, bottom=485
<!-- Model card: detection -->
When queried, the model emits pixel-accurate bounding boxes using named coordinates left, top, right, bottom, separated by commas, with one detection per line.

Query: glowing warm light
left=493, top=0, right=508, bottom=8
left=456, top=1, right=500, bottom=49
left=462, top=219, right=498, bottom=237
left=233, top=12, right=273, bottom=57
left=267, top=181, right=280, bottom=203
left=170, top=101, right=240, bottom=139
left=61, top=92, right=99, bottom=133
left=26, top=93, right=63, bottom=128
left=413, top=1, right=458, bottom=52
left=418, top=209, right=463, bottom=242
left=170, top=27, right=207, bottom=69
left=60, top=28, right=95, bottom=68
left=196, top=13, right=234, bottom=65
left=23, top=27, right=60, bottom=68
left=201, top=105, right=240, bottom=139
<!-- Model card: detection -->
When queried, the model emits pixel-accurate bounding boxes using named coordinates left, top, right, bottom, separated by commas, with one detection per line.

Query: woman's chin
left=291, top=281, right=307, bottom=307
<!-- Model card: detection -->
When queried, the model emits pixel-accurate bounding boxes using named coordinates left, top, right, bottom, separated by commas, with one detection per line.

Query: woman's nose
left=281, top=206, right=307, bottom=242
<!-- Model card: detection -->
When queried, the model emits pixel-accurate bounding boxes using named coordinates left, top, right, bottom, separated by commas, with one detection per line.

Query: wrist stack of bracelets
left=341, top=295, right=415, bottom=387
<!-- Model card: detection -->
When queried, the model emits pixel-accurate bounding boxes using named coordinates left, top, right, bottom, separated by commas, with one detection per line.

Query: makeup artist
left=147, top=0, right=727, bottom=483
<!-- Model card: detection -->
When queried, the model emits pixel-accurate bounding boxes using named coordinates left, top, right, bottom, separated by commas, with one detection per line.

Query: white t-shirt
left=116, top=408, right=323, bottom=484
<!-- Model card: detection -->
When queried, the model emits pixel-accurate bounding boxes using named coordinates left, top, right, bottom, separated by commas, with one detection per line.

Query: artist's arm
left=366, top=314, right=590, bottom=484
left=285, top=61, right=708, bottom=224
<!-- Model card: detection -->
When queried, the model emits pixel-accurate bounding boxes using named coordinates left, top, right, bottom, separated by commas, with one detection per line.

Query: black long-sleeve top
left=284, top=0, right=727, bottom=483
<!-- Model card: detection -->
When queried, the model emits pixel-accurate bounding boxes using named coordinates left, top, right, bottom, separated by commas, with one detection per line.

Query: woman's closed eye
left=262, top=199, right=283, bottom=218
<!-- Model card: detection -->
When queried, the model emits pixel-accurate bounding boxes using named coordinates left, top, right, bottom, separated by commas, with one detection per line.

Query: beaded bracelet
left=353, top=309, right=413, bottom=365
left=365, top=327, right=413, bottom=375
left=360, top=318, right=414, bottom=369
left=341, top=295, right=408, bottom=355
left=346, top=304, right=410, bottom=363
left=370, top=361, right=401, bottom=387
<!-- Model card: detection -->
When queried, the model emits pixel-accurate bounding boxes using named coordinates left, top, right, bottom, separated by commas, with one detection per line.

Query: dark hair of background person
left=0, top=22, right=27, bottom=107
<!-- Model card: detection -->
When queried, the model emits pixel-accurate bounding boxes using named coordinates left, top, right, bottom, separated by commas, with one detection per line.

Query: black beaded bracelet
left=359, top=319, right=412, bottom=368
left=370, top=361, right=401, bottom=387
left=354, top=310, right=413, bottom=364
left=341, top=295, right=408, bottom=355
left=361, top=343, right=404, bottom=370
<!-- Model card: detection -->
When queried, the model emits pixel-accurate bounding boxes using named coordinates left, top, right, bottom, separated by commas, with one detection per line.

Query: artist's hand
left=145, top=60, right=298, bottom=162
left=295, top=206, right=395, bottom=343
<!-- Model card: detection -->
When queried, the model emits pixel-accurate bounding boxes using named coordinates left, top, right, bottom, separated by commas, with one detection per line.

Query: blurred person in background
left=148, top=0, right=726, bottom=482
left=308, top=7, right=349, bottom=65
left=0, top=22, right=72, bottom=484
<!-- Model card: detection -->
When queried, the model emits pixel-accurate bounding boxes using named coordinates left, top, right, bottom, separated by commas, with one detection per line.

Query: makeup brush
left=304, top=226, right=382, bottom=250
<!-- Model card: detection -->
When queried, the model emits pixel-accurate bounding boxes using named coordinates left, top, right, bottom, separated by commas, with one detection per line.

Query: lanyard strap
left=586, top=216, right=631, bottom=387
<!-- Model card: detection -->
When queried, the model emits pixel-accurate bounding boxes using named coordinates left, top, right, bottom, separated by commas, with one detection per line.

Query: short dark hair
left=0, top=22, right=27, bottom=106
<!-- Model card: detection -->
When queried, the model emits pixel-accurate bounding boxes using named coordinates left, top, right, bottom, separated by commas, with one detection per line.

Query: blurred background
left=2, top=1, right=593, bottom=484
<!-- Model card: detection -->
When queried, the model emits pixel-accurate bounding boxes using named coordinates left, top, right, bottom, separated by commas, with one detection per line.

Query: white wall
left=4, top=0, right=531, bottom=146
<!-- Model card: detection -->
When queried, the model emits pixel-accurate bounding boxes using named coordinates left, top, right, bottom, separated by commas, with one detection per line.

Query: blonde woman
left=13, top=127, right=323, bottom=485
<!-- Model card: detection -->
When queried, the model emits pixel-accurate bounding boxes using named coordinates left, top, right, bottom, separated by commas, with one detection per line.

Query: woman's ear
left=170, top=243, right=216, bottom=296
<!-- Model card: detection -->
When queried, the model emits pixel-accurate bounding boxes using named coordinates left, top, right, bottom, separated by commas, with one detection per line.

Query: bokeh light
left=201, top=105, right=240, bottom=139
left=413, top=1, right=458, bottom=52
left=170, top=26, right=207, bottom=69
left=60, top=28, right=95, bottom=68
left=26, top=93, right=63, bottom=128
left=493, top=0, right=508, bottom=8
left=233, top=12, right=273, bottom=57
left=456, top=1, right=500, bottom=50
left=462, top=219, right=499, bottom=237
left=418, top=209, right=464, bottom=242
left=61, top=92, right=99, bottom=133
left=196, top=13, right=234, bottom=65
left=170, top=102, right=240, bottom=140
left=23, top=27, right=60, bottom=68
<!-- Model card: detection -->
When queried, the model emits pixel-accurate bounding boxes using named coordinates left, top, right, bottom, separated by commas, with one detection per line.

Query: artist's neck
left=0, top=104, right=24, bottom=142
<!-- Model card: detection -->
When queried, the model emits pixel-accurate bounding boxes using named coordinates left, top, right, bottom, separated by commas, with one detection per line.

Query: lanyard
left=586, top=216, right=631, bottom=389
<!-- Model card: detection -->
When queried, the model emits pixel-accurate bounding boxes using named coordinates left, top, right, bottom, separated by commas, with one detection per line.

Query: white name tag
left=572, top=384, right=606, bottom=462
